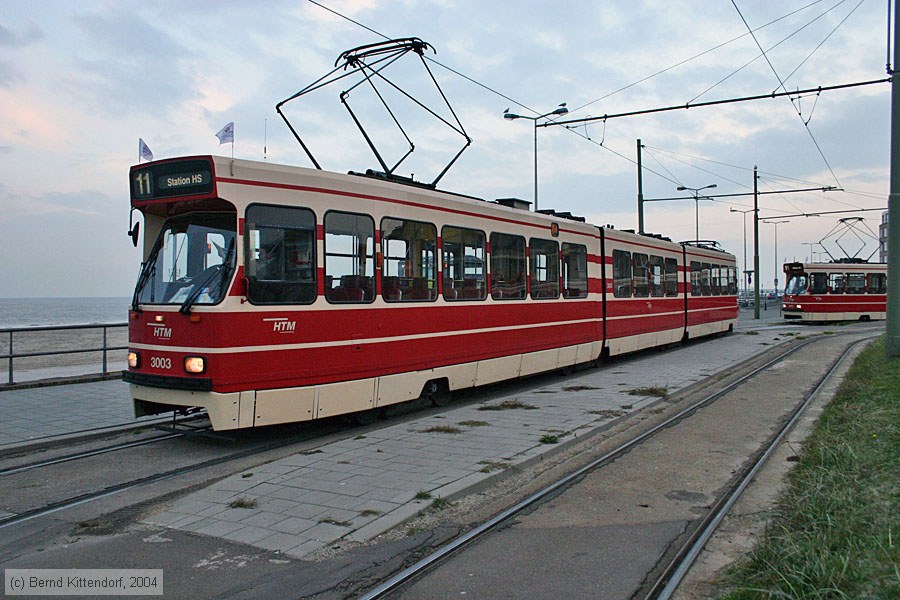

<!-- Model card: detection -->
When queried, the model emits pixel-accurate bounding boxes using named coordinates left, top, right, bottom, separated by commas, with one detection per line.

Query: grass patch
left=478, top=460, right=511, bottom=473
left=241, top=472, right=253, bottom=478
left=719, top=337, right=899, bottom=599
left=429, top=497, right=452, bottom=510
left=626, top=386, right=668, bottom=399
left=562, top=385, right=600, bottom=392
left=228, top=497, right=258, bottom=509
left=589, top=409, right=627, bottom=418
left=354, top=435, right=367, bottom=440
left=478, top=399, right=539, bottom=411
left=318, top=517, right=351, bottom=527
left=539, top=434, right=559, bottom=444
left=458, top=420, right=490, bottom=427
left=359, top=509, right=381, bottom=517
left=414, top=490, right=432, bottom=500
left=744, top=331, right=759, bottom=335
left=421, top=425, right=463, bottom=434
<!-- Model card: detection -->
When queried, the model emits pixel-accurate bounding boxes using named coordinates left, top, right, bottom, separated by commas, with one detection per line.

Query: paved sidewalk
left=145, top=318, right=814, bottom=559
left=0, top=379, right=165, bottom=451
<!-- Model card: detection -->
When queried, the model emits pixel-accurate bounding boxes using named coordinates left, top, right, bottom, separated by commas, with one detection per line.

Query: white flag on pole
left=139, top=138, right=153, bottom=161
left=215, top=122, right=234, bottom=145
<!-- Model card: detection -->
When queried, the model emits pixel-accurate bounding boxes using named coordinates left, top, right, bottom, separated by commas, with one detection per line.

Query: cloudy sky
left=0, top=0, right=891, bottom=298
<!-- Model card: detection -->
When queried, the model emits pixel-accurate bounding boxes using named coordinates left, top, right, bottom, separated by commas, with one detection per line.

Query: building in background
left=880, top=210, right=889, bottom=262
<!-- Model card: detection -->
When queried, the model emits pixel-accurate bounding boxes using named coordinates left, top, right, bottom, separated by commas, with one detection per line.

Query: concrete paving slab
left=144, top=318, right=825, bottom=559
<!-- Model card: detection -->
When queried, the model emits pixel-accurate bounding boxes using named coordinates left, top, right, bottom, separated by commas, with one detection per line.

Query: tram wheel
left=351, top=408, right=380, bottom=426
left=424, top=379, right=451, bottom=407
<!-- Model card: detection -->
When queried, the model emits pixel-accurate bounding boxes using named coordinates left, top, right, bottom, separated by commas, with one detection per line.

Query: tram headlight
left=184, top=356, right=206, bottom=374
left=127, top=351, right=140, bottom=369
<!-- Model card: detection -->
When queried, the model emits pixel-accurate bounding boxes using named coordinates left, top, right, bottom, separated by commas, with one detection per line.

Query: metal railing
left=1, top=323, right=128, bottom=385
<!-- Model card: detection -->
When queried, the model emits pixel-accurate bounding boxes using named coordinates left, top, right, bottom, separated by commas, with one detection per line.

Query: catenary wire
left=731, top=0, right=845, bottom=189
left=305, top=0, right=879, bottom=211
left=688, top=0, right=852, bottom=104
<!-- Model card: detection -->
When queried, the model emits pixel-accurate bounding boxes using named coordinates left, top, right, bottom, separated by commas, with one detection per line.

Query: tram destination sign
left=131, top=158, right=215, bottom=201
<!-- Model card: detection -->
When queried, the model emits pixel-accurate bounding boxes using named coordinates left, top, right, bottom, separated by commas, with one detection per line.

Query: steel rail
left=356, top=339, right=813, bottom=598
left=0, top=427, right=347, bottom=531
left=356, top=331, right=872, bottom=600
left=0, top=432, right=186, bottom=477
left=649, top=336, right=869, bottom=599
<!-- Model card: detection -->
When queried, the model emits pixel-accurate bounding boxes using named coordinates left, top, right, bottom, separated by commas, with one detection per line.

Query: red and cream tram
left=782, top=260, right=887, bottom=322
left=125, top=155, right=737, bottom=430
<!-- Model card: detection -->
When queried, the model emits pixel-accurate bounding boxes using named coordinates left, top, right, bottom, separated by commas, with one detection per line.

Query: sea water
left=0, top=298, right=130, bottom=329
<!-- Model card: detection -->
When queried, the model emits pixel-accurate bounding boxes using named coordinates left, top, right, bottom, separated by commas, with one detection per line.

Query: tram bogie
left=782, top=261, right=887, bottom=322
left=126, top=155, right=737, bottom=430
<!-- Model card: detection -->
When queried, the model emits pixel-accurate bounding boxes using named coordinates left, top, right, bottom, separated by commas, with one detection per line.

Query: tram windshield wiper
left=178, top=238, right=235, bottom=315
left=131, top=247, right=161, bottom=312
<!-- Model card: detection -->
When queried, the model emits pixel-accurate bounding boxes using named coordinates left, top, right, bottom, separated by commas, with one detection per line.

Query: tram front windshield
left=784, top=273, right=808, bottom=295
left=133, top=213, right=236, bottom=310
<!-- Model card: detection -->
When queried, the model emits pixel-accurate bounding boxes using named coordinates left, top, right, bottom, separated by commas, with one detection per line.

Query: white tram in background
left=125, top=156, right=738, bottom=430
left=782, top=260, right=887, bottom=322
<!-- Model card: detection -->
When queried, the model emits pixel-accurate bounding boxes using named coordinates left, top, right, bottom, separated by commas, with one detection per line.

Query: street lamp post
left=504, top=103, right=568, bottom=211
left=802, top=242, right=817, bottom=263
left=730, top=207, right=753, bottom=294
left=763, top=220, right=789, bottom=292
left=676, top=184, right=717, bottom=242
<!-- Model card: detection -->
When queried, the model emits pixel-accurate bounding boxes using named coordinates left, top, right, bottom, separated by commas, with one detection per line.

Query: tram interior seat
left=460, top=277, right=482, bottom=299
left=408, top=277, right=435, bottom=300
left=383, top=276, right=403, bottom=301
left=327, top=275, right=372, bottom=302
left=531, top=281, right=559, bottom=299
left=250, top=280, right=316, bottom=303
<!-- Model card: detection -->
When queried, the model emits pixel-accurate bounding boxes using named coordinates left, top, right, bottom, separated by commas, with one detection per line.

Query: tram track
left=646, top=337, right=865, bottom=599
left=356, top=329, right=877, bottom=600
left=0, top=431, right=186, bottom=477
left=0, top=422, right=352, bottom=531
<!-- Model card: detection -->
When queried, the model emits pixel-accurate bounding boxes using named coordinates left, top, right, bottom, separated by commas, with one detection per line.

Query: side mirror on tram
left=128, top=222, right=140, bottom=247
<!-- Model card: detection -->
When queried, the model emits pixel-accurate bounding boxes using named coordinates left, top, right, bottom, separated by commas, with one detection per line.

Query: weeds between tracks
left=721, top=336, right=899, bottom=599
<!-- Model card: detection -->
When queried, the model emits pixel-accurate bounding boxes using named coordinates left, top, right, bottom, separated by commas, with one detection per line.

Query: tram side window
left=633, top=253, right=649, bottom=297
left=530, top=238, right=560, bottom=299
left=562, top=243, right=588, bottom=298
left=664, top=258, right=678, bottom=297
left=245, top=204, right=316, bottom=304
left=828, top=272, right=845, bottom=294
left=690, top=261, right=701, bottom=296
left=868, top=273, right=886, bottom=294
left=442, top=226, right=486, bottom=301
left=710, top=265, right=721, bottom=295
left=846, top=273, right=866, bottom=294
left=810, top=272, right=828, bottom=294
left=382, top=218, right=437, bottom=302
left=701, top=263, right=712, bottom=296
left=613, top=250, right=632, bottom=298
left=729, top=267, right=738, bottom=295
left=648, top=255, right=664, bottom=297
left=324, top=211, right=375, bottom=303
left=490, top=233, right=526, bottom=300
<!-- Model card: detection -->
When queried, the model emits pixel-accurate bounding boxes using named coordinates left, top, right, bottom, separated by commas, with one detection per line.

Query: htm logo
left=153, top=326, right=172, bottom=339
left=273, top=320, right=296, bottom=333
left=264, top=317, right=297, bottom=333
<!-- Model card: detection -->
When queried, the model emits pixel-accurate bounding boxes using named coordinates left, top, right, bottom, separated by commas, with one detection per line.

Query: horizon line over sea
left=0, top=297, right=131, bottom=329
